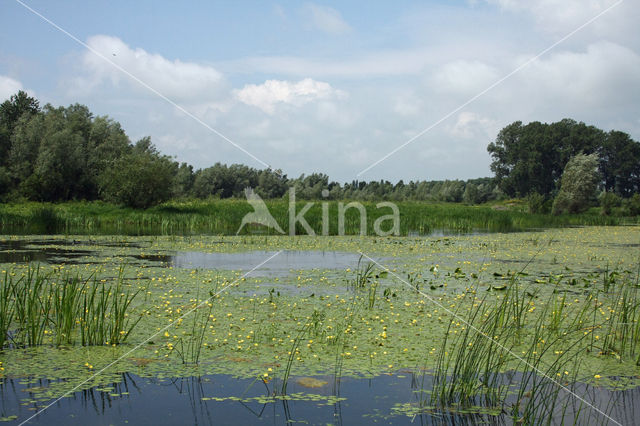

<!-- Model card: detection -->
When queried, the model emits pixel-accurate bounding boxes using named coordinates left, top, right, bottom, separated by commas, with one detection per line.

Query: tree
left=85, top=116, right=132, bottom=198
left=32, top=128, right=86, bottom=201
left=0, top=91, right=40, bottom=168
left=170, top=162, right=195, bottom=198
left=488, top=119, right=609, bottom=198
left=599, top=131, right=640, bottom=197
left=8, top=112, right=45, bottom=188
left=552, top=153, right=600, bottom=215
left=98, top=141, right=174, bottom=208
left=599, top=191, right=620, bottom=216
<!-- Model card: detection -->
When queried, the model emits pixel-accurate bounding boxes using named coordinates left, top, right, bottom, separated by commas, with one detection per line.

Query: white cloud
left=235, top=78, right=344, bottom=114
left=224, top=48, right=437, bottom=78
left=513, top=41, right=640, bottom=110
left=304, top=3, right=351, bottom=34
left=73, top=35, right=224, bottom=102
left=430, top=60, right=498, bottom=95
left=449, top=112, right=497, bottom=139
left=484, top=0, right=636, bottom=42
left=0, top=75, right=24, bottom=101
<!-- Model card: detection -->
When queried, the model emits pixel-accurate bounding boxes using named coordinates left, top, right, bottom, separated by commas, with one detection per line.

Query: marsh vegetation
left=0, top=227, right=639, bottom=424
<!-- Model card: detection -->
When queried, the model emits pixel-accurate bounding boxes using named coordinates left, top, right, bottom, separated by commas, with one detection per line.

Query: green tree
left=8, top=112, right=45, bottom=188
left=32, top=128, right=86, bottom=201
left=552, top=153, right=600, bottom=215
left=171, top=162, right=195, bottom=198
left=599, top=131, right=640, bottom=197
left=488, top=119, right=607, bottom=197
left=0, top=91, right=40, bottom=168
left=98, top=140, right=174, bottom=208
left=85, top=116, right=132, bottom=198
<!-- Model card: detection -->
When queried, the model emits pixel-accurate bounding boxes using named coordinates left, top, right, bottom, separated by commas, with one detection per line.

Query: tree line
left=488, top=119, right=640, bottom=198
left=1, top=92, right=639, bottom=211
left=0, top=91, right=503, bottom=207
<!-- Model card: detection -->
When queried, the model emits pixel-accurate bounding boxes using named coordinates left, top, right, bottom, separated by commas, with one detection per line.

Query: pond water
left=170, top=250, right=363, bottom=277
left=0, top=239, right=364, bottom=277
left=2, top=229, right=640, bottom=425
left=2, top=372, right=636, bottom=425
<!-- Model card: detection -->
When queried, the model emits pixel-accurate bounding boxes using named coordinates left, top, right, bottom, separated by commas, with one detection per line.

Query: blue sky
left=1, top=0, right=638, bottom=182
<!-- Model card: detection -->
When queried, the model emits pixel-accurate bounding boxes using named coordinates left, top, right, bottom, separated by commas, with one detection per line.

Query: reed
left=175, top=290, right=214, bottom=365
left=0, top=199, right=634, bottom=236
left=0, top=264, right=141, bottom=348
left=0, top=271, right=15, bottom=348
left=80, top=267, right=141, bottom=346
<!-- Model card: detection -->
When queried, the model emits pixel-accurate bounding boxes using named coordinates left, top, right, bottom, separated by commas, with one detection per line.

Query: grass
left=0, top=199, right=636, bottom=236
left=0, top=265, right=141, bottom=348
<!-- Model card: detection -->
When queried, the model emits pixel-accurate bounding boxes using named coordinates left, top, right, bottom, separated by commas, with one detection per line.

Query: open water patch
left=169, top=250, right=364, bottom=277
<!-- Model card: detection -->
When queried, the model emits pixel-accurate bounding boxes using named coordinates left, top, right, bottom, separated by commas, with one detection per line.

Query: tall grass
left=79, top=267, right=141, bottom=346
left=424, top=276, right=609, bottom=423
left=0, top=199, right=635, bottom=236
left=0, top=265, right=141, bottom=348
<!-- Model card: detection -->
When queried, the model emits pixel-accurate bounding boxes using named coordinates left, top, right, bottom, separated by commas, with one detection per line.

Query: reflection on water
left=0, top=240, right=93, bottom=264
left=170, top=250, right=363, bottom=277
left=1, top=372, right=637, bottom=425
left=0, top=239, right=363, bottom=277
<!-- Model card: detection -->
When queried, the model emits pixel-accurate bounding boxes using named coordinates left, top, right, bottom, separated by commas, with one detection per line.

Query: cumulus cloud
left=72, top=35, right=224, bottom=102
left=235, top=78, right=344, bottom=114
left=304, top=3, right=351, bottom=34
left=0, top=75, right=24, bottom=101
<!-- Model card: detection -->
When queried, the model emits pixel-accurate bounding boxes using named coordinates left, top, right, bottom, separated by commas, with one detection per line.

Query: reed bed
left=0, top=265, right=141, bottom=348
left=417, top=264, right=640, bottom=424
left=0, top=199, right=634, bottom=236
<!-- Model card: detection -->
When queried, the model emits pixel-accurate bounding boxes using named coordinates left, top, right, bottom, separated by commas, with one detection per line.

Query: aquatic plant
left=0, top=264, right=141, bottom=348
left=80, top=267, right=141, bottom=346
left=174, top=291, right=215, bottom=365
left=0, top=199, right=635, bottom=236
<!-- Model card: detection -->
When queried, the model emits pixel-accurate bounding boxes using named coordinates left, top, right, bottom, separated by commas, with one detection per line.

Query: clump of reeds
left=0, top=265, right=141, bottom=348
left=174, top=289, right=215, bottom=365
left=423, top=276, right=608, bottom=424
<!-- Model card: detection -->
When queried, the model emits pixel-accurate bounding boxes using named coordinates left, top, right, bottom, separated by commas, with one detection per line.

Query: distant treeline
left=0, top=91, right=501, bottom=207
left=1, top=91, right=639, bottom=209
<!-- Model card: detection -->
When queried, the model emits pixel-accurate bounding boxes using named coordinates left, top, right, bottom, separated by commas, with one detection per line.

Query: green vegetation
left=488, top=118, right=640, bottom=198
left=2, top=92, right=638, bottom=213
left=0, top=199, right=636, bottom=236
left=0, top=265, right=140, bottom=348
left=553, top=153, right=601, bottom=215
left=0, top=229, right=638, bottom=407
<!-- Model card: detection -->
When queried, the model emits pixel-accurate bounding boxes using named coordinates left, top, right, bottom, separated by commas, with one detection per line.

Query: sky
left=1, top=0, right=638, bottom=183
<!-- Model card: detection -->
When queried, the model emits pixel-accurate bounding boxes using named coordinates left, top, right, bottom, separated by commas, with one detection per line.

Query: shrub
left=599, top=191, right=621, bottom=216
left=99, top=151, right=174, bottom=209
left=526, top=192, right=546, bottom=214
left=622, top=193, right=640, bottom=216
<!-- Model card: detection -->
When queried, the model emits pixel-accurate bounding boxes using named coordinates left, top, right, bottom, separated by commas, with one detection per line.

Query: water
left=0, top=240, right=94, bottom=264
left=0, top=239, right=364, bottom=277
left=1, top=372, right=636, bottom=425
left=170, top=250, right=363, bottom=277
